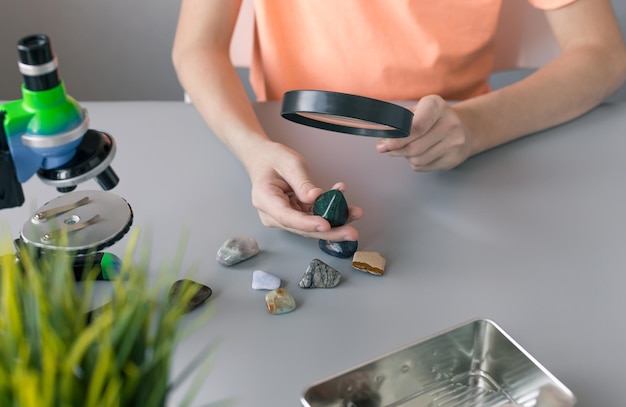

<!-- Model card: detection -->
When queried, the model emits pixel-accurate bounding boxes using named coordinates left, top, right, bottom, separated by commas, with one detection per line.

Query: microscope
left=1, top=34, right=130, bottom=281
left=1, top=33, right=119, bottom=209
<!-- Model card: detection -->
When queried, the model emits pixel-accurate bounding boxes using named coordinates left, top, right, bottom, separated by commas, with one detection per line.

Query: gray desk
left=1, top=101, right=625, bottom=407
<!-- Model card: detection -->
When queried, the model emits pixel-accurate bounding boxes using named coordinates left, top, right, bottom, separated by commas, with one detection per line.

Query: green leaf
left=0, top=227, right=217, bottom=407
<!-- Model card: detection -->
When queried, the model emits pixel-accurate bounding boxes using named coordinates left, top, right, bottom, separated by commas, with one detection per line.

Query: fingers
left=279, top=157, right=324, bottom=205
left=375, top=95, right=470, bottom=171
left=263, top=196, right=363, bottom=240
left=406, top=135, right=465, bottom=170
left=257, top=204, right=362, bottom=241
left=330, top=181, right=347, bottom=192
left=376, top=95, right=444, bottom=154
left=346, top=205, right=364, bottom=223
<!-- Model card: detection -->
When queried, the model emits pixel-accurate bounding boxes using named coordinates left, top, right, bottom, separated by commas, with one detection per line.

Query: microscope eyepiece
left=18, top=34, right=53, bottom=65
left=17, top=34, right=59, bottom=91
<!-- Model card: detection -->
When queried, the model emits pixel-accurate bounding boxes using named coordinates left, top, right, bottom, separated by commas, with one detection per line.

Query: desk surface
left=2, top=101, right=625, bottom=407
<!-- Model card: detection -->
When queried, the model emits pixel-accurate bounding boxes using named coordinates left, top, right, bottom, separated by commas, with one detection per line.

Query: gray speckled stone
left=299, top=259, right=342, bottom=288
left=216, top=236, right=259, bottom=266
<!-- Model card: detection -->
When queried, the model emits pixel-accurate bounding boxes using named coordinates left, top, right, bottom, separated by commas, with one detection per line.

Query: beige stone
left=352, top=251, right=386, bottom=275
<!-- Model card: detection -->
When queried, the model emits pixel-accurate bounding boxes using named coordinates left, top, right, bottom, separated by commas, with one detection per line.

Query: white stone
left=252, top=270, right=281, bottom=290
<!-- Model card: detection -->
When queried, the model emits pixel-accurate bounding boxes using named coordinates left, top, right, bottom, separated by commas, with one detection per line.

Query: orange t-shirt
left=250, top=0, right=575, bottom=101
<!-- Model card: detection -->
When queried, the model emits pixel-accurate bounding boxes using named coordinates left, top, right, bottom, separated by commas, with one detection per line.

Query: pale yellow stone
left=352, top=251, right=386, bottom=275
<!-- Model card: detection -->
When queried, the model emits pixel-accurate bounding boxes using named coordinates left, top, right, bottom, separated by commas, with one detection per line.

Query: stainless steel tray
left=301, top=318, right=575, bottom=407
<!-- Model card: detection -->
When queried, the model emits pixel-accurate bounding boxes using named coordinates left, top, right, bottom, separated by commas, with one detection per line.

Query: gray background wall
left=1, top=0, right=625, bottom=102
left=0, top=0, right=183, bottom=101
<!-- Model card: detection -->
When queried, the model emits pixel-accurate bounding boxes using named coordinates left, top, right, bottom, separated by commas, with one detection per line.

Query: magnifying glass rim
left=281, top=90, right=413, bottom=138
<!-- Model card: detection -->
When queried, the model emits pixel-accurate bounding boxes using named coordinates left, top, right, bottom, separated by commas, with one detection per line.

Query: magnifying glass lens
left=281, top=90, right=413, bottom=138
left=296, top=112, right=396, bottom=131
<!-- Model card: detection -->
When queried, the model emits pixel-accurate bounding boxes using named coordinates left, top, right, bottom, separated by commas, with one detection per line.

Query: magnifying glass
left=281, top=90, right=413, bottom=138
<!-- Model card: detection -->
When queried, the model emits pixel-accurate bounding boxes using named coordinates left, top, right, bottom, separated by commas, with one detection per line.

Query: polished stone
left=252, top=269, right=281, bottom=290
left=313, top=190, right=349, bottom=227
left=265, top=288, right=296, bottom=315
left=319, top=239, right=358, bottom=259
left=299, top=259, right=342, bottom=288
left=168, top=279, right=212, bottom=313
left=216, top=236, right=259, bottom=266
left=352, top=251, right=386, bottom=276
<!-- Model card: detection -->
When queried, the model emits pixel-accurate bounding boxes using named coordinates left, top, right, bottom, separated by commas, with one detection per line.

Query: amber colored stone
left=313, top=190, right=349, bottom=227
left=352, top=251, right=386, bottom=276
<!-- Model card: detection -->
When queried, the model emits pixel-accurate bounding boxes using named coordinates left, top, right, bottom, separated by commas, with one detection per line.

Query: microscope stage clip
left=31, top=195, right=90, bottom=223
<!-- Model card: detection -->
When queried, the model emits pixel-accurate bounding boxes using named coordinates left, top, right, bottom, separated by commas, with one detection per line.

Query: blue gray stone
left=252, top=269, right=281, bottom=290
left=319, top=239, right=358, bottom=259
left=299, top=259, right=342, bottom=288
left=216, top=236, right=259, bottom=266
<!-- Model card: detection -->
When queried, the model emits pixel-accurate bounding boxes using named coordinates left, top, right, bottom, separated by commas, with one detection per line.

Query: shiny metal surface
left=20, top=189, right=132, bottom=252
left=301, top=319, right=575, bottom=407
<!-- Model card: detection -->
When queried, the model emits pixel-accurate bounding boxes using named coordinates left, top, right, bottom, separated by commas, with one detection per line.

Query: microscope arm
left=0, top=111, right=25, bottom=208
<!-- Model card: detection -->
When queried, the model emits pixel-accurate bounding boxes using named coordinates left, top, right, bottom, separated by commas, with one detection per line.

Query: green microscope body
left=1, top=34, right=118, bottom=209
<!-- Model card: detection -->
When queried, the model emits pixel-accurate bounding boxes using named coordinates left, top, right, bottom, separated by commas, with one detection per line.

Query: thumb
left=295, top=179, right=323, bottom=205
left=284, top=168, right=323, bottom=204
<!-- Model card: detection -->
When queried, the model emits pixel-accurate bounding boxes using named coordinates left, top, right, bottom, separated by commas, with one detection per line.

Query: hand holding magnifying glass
left=281, top=90, right=473, bottom=171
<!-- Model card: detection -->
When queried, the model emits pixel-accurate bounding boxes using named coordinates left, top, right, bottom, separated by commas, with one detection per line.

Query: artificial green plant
left=0, top=229, right=216, bottom=407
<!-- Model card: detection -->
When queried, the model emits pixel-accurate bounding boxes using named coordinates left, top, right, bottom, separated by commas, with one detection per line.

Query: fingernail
left=376, top=142, right=388, bottom=153
left=316, top=225, right=327, bottom=232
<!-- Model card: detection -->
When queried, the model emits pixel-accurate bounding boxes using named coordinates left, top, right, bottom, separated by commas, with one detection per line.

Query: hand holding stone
left=245, top=141, right=362, bottom=240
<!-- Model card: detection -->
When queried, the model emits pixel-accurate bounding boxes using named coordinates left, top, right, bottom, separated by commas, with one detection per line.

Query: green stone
left=168, top=279, right=212, bottom=313
left=265, top=288, right=296, bottom=315
left=313, top=190, right=349, bottom=227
